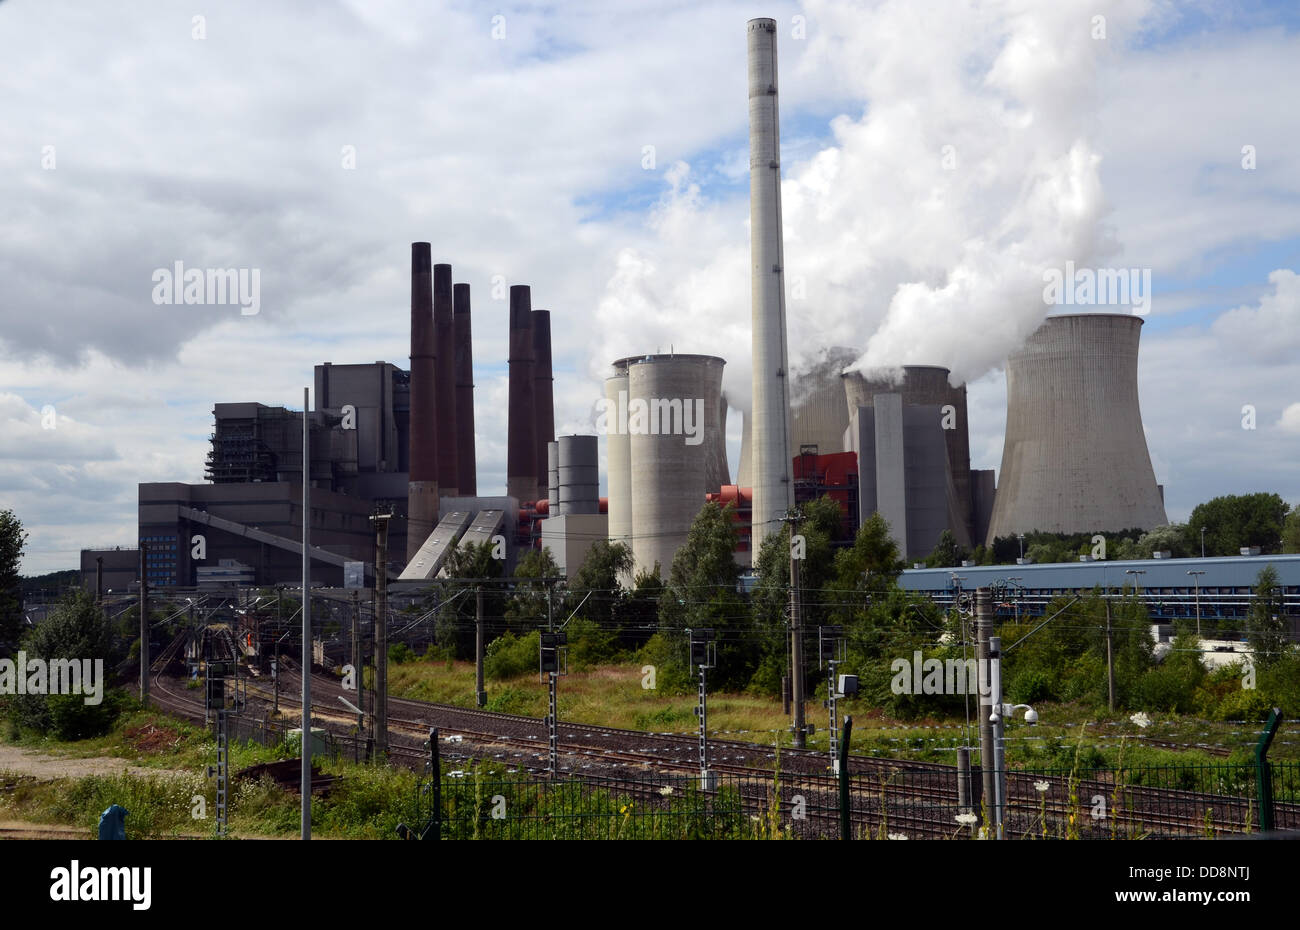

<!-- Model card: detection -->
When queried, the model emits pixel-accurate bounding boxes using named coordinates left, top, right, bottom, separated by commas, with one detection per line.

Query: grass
left=383, top=656, right=1295, bottom=768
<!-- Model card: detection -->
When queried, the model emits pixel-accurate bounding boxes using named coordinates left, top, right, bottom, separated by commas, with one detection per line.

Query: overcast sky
left=3, top=0, right=1298, bottom=575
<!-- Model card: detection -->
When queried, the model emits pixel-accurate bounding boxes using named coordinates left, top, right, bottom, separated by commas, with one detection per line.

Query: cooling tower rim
left=1041, top=312, right=1145, bottom=326
left=625, top=353, right=726, bottom=367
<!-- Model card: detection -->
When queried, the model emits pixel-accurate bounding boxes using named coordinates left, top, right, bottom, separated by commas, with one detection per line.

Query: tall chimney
left=433, top=263, right=459, bottom=497
left=407, top=242, right=440, bottom=561
left=532, top=309, right=555, bottom=503
left=747, top=17, right=794, bottom=556
left=506, top=285, right=537, bottom=504
left=453, top=282, right=477, bottom=496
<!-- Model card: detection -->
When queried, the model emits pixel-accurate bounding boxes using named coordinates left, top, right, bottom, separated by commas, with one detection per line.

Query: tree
left=1282, top=508, right=1300, bottom=554
left=567, top=540, right=632, bottom=633
left=505, top=547, right=562, bottom=634
left=924, top=529, right=966, bottom=568
left=431, top=539, right=503, bottom=658
left=1246, top=565, right=1288, bottom=667
left=831, top=511, right=905, bottom=614
left=7, top=588, right=123, bottom=739
left=748, top=496, right=844, bottom=694
left=0, top=509, right=27, bottom=654
left=1186, top=493, right=1290, bottom=556
left=658, top=501, right=751, bottom=689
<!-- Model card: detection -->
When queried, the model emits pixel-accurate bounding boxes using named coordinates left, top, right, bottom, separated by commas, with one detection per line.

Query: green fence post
left=839, top=715, right=852, bottom=840
left=1254, top=708, right=1282, bottom=833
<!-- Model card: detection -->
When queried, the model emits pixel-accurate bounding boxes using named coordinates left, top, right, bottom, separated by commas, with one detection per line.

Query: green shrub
left=388, top=642, right=416, bottom=665
left=1212, top=686, right=1276, bottom=722
left=484, top=631, right=541, bottom=681
left=1132, top=664, right=1201, bottom=714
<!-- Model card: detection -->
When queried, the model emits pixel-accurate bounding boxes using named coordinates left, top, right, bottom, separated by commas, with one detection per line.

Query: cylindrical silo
left=547, top=441, right=560, bottom=511
left=984, top=313, right=1168, bottom=545
left=557, top=435, right=599, bottom=515
left=844, top=364, right=972, bottom=541
left=628, top=354, right=726, bottom=579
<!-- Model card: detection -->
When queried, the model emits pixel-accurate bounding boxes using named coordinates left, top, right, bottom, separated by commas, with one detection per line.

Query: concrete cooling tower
left=984, top=313, right=1168, bottom=544
left=791, top=346, right=858, bottom=455
left=626, top=354, right=726, bottom=579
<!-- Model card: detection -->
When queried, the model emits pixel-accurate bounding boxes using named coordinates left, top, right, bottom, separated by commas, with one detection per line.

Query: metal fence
left=394, top=760, right=1300, bottom=841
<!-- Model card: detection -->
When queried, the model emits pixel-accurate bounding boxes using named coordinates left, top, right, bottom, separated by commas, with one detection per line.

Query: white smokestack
left=747, top=17, right=794, bottom=555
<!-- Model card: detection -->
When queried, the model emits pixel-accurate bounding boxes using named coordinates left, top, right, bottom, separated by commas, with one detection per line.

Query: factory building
left=538, top=435, right=609, bottom=578
left=985, top=313, right=1168, bottom=543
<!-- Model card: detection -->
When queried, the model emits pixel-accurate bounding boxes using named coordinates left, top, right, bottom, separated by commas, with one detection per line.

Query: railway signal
left=540, top=631, right=567, bottom=775
left=818, top=626, right=852, bottom=772
left=687, top=629, right=716, bottom=788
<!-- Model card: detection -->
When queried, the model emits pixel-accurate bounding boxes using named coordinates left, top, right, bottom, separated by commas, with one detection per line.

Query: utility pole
left=351, top=588, right=363, bottom=759
left=976, top=587, right=995, bottom=837
left=786, top=509, right=806, bottom=749
left=1188, top=570, right=1205, bottom=638
left=138, top=543, right=149, bottom=704
left=370, top=512, right=391, bottom=760
left=1105, top=597, right=1116, bottom=712
left=475, top=586, right=486, bottom=708
left=300, top=386, right=311, bottom=841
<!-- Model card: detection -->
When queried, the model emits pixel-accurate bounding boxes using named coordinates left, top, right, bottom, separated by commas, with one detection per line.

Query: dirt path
left=0, top=744, right=191, bottom=781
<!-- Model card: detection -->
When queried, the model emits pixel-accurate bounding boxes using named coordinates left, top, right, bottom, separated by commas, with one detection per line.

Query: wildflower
left=954, top=812, right=978, bottom=825
left=1034, top=780, right=1050, bottom=793
left=658, top=786, right=674, bottom=797
left=1129, top=712, right=1151, bottom=729
left=887, top=832, right=908, bottom=840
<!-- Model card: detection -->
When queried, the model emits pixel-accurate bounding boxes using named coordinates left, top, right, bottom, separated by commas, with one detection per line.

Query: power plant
left=77, top=21, right=1173, bottom=601
left=985, top=313, right=1168, bottom=543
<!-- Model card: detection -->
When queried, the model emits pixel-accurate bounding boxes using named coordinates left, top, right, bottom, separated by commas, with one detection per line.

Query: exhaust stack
left=532, top=309, right=555, bottom=499
left=407, top=242, right=439, bottom=561
left=453, top=282, right=477, bottom=496
left=506, top=285, right=538, bottom=504
left=747, top=18, right=794, bottom=555
left=434, top=263, right=459, bottom=497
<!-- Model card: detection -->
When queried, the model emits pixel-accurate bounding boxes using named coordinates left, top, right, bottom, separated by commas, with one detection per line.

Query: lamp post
left=1187, top=570, right=1206, bottom=638
left=1200, top=526, right=1206, bottom=559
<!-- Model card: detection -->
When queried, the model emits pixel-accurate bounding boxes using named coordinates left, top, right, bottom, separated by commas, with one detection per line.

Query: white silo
left=985, top=313, right=1168, bottom=544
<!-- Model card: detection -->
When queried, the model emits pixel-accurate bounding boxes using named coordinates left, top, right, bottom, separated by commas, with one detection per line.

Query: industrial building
left=985, top=313, right=1168, bottom=544
left=902, top=553, right=1300, bottom=627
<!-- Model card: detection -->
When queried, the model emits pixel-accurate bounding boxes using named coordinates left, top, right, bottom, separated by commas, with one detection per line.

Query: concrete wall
left=541, top=513, right=610, bottom=579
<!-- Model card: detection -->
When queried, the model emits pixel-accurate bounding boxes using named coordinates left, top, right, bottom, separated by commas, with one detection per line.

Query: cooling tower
left=844, top=364, right=972, bottom=541
left=506, top=286, right=537, bottom=504
left=791, top=346, right=858, bottom=455
left=747, top=17, right=794, bottom=555
left=604, top=361, right=633, bottom=564
left=557, top=435, right=599, bottom=515
left=533, top=310, right=555, bottom=498
left=985, top=314, right=1167, bottom=544
left=628, top=354, right=726, bottom=578
left=433, top=263, right=459, bottom=497
left=453, top=282, right=477, bottom=495
left=407, top=243, right=439, bottom=561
